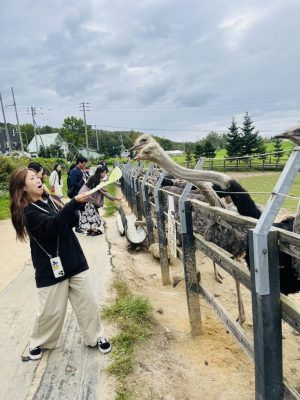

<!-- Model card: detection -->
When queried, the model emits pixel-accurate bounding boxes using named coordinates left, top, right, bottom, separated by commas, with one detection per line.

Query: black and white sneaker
left=29, top=347, right=42, bottom=360
left=97, top=338, right=111, bottom=354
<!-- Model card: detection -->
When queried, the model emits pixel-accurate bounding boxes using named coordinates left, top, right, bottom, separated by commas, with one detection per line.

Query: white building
left=165, top=150, right=184, bottom=156
left=27, top=133, right=68, bottom=156
left=79, top=148, right=102, bottom=160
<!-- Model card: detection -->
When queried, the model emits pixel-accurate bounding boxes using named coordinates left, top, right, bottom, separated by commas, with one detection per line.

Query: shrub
left=0, top=156, right=13, bottom=190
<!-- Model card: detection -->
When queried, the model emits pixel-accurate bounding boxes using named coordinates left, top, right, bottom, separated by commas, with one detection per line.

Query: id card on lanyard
left=31, top=200, right=65, bottom=279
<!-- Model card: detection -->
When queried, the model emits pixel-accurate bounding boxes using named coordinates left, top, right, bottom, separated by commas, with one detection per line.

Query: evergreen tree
left=273, top=138, right=283, bottom=157
left=273, top=138, right=283, bottom=166
left=49, top=144, right=64, bottom=158
left=184, top=142, right=194, bottom=167
left=203, top=140, right=216, bottom=158
left=225, top=118, right=242, bottom=157
left=193, top=140, right=204, bottom=161
left=240, top=111, right=265, bottom=156
left=38, top=145, right=50, bottom=158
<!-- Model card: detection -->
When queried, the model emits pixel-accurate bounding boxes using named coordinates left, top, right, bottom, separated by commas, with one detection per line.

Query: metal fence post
left=179, top=159, right=204, bottom=336
left=250, top=147, right=300, bottom=399
left=154, top=170, right=170, bottom=286
left=249, top=230, right=282, bottom=400
left=142, top=165, right=155, bottom=246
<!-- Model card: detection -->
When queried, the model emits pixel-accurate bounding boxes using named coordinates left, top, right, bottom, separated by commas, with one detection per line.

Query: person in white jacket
left=49, top=164, right=63, bottom=198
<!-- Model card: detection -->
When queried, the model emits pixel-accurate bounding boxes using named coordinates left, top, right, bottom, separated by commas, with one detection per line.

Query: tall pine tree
left=240, top=111, right=265, bottom=156
left=225, top=118, right=242, bottom=157
left=203, top=140, right=216, bottom=158
left=194, top=140, right=204, bottom=162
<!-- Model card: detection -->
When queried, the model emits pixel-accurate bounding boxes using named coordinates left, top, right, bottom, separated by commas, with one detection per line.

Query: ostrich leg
left=213, top=261, right=223, bottom=284
left=235, top=280, right=246, bottom=325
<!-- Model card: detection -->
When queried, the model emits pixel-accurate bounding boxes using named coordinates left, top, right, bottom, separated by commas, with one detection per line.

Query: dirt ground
left=104, top=193, right=300, bottom=400
left=1, top=195, right=300, bottom=399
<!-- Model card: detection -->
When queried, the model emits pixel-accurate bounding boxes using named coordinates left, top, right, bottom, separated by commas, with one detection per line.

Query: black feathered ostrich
left=130, top=133, right=300, bottom=313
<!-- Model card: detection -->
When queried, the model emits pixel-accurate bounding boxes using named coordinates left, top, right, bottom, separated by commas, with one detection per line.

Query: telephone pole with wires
left=30, top=107, right=39, bottom=154
left=79, top=102, right=90, bottom=158
left=7, top=87, right=24, bottom=153
left=0, top=91, right=12, bottom=153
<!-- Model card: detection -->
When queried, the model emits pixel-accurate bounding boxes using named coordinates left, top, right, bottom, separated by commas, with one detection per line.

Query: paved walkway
left=0, top=228, right=114, bottom=400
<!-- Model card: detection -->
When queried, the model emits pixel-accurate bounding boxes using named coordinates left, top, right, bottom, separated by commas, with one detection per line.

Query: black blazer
left=68, top=166, right=84, bottom=198
left=24, top=198, right=88, bottom=288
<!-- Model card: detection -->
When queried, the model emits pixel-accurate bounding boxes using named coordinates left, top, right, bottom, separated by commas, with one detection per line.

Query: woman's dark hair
left=86, top=167, right=106, bottom=189
left=9, top=168, right=32, bottom=241
left=27, top=162, right=43, bottom=173
left=53, top=163, right=61, bottom=184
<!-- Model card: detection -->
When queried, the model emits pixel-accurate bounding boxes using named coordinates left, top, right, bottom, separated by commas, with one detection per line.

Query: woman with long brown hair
left=9, top=167, right=111, bottom=360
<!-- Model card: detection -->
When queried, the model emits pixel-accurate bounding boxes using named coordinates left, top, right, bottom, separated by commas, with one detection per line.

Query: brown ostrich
left=130, top=133, right=300, bottom=323
left=130, top=135, right=250, bottom=323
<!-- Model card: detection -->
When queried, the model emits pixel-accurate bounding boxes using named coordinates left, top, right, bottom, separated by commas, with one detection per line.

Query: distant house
left=27, top=133, right=68, bottom=156
left=79, top=148, right=101, bottom=160
left=165, top=150, right=184, bottom=156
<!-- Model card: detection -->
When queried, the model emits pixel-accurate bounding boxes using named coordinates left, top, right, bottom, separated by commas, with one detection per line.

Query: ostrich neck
left=155, top=153, right=230, bottom=188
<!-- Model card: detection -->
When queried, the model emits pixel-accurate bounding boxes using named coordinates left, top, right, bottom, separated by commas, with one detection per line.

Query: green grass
left=101, top=278, right=154, bottom=400
left=172, top=141, right=294, bottom=168
left=0, top=193, right=10, bottom=220
left=233, top=172, right=300, bottom=213
left=103, top=183, right=119, bottom=217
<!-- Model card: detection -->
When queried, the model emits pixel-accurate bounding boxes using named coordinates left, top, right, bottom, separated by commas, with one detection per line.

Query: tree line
left=184, top=111, right=284, bottom=164
left=0, top=111, right=285, bottom=161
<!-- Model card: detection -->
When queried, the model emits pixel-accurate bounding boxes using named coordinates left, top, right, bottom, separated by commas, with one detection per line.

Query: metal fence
left=118, top=161, right=300, bottom=400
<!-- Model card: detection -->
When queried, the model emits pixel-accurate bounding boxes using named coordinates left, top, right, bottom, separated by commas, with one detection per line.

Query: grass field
left=0, top=193, right=10, bottom=220
left=231, top=172, right=300, bottom=214
left=172, top=140, right=294, bottom=167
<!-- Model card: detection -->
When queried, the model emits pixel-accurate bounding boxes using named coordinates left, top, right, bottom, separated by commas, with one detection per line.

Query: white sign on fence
left=167, top=210, right=177, bottom=258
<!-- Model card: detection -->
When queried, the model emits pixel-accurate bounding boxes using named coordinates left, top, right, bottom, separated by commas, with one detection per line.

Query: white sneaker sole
left=98, top=346, right=111, bottom=354
left=97, top=339, right=111, bottom=354
left=29, top=350, right=42, bottom=360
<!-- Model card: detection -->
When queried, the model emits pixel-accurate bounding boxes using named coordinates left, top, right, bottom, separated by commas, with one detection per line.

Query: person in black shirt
left=67, top=156, right=88, bottom=199
left=67, top=156, right=88, bottom=233
left=9, top=167, right=111, bottom=360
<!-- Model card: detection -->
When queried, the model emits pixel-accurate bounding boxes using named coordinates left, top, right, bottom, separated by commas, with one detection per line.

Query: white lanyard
left=31, top=197, right=59, bottom=214
left=32, top=236, right=60, bottom=259
left=30, top=199, right=60, bottom=258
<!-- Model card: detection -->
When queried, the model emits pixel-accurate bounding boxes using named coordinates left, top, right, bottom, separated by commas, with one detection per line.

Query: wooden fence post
left=249, top=230, right=283, bottom=400
left=178, top=158, right=204, bottom=336
left=154, top=171, right=171, bottom=286
left=180, top=200, right=202, bottom=336
left=136, top=177, right=144, bottom=221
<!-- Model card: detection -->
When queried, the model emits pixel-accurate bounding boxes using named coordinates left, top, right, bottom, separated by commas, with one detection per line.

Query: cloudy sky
left=1, top=0, right=300, bottom=141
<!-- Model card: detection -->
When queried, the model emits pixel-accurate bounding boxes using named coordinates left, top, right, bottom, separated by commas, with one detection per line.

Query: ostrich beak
left=274, top=126, right=300, bottom=146
left=129, top=143, right=142, bottom=151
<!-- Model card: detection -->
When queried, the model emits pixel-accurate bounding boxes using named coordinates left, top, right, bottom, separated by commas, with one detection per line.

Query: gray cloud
left=1, top=0, right=300, bottom=141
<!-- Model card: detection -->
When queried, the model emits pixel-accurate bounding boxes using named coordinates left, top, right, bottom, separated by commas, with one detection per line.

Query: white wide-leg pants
left=29, top=270, right=103, bottom=349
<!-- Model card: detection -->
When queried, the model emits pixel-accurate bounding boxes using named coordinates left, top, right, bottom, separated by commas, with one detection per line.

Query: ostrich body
left=130, top=134, right=300, bottom=299
left=130, top=136, right=249, bottom=322
left=131, top=135, right=261, bottom=218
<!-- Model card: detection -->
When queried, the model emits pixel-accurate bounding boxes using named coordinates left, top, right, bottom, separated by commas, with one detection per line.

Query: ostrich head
left=275, top=126, right=300, bottom=146
left=130, top=134, right=163, bottom=162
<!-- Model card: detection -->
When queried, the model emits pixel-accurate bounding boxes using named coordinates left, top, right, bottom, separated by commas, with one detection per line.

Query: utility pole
left=31, top=106, right=39, bottom=154
left=0, top=92, right=12, bottom=153
left=79, top=102, right=90, bottom=159
left=95, top=127, right=99, bottom=150
left=10, top=87, right=24, bottom=153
